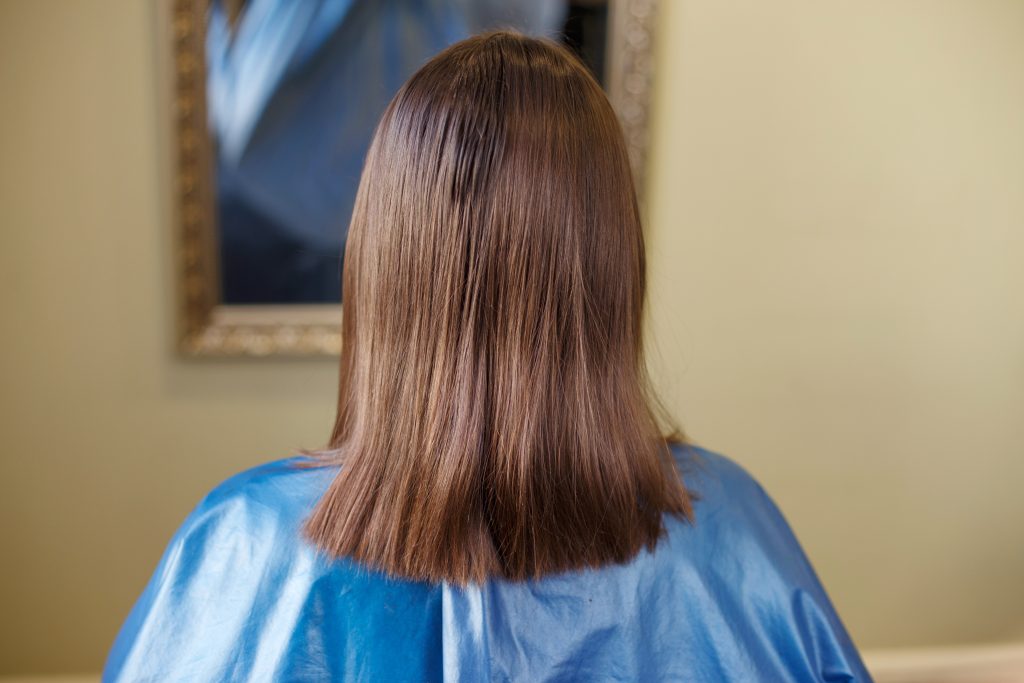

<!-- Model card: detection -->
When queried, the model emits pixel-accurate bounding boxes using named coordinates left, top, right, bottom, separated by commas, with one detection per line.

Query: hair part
left=304, top=31, right=693, bottom=585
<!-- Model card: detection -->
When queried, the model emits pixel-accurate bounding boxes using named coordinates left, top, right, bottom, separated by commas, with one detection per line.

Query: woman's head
left=306, top=31, right=692, bottom=584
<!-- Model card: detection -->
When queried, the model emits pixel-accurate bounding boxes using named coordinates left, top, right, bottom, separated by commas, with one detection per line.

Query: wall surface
left=0, top=0, right=1021, bottom=675
left=0, top=1, right=339, bottom=675
left=646, top=0, right=1024, bottom=653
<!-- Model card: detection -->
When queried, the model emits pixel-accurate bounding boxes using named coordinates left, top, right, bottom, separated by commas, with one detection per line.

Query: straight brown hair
left=304, top=31, right=693, bottom=585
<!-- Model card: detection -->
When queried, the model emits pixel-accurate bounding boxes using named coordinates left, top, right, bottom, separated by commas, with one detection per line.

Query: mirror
left=171, top=0, right=658, bottom=355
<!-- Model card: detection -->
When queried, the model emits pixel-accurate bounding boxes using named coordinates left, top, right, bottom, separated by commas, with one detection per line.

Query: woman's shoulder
left=478, top=443, right=872, bottom=681
left=104, top=456, right=343, bottom=679
left=663, top=441, right=817, bottom=578
left=148, top=455, right=340, bottom=583
left=669, top=441, right=774, bottom=514
left=187, top=454, right=338, bottom=532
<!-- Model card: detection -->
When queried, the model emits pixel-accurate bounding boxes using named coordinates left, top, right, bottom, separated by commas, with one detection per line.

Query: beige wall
left=646, top=0, right=1024, bottom=652
left=0, top=0, right=1020, bottom=675
left=0, top=1, right=339, bottom=674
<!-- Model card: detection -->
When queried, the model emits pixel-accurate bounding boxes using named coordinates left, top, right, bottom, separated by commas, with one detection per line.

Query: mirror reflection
left=207, top=0, right=612, bottom=304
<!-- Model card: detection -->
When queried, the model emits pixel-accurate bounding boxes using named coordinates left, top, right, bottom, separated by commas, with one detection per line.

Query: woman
left=105, top=32, right=870, bottom=681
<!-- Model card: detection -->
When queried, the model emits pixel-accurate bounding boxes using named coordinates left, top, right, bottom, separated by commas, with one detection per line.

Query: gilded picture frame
left=170, top=0, right=659, bottom=356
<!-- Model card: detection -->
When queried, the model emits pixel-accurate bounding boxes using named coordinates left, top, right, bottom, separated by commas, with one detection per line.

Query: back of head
left=305, top=31, right=692, bottom=584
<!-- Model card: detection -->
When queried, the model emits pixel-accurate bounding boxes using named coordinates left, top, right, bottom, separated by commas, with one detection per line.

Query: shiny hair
left=304, top=31, right=693, bottom=584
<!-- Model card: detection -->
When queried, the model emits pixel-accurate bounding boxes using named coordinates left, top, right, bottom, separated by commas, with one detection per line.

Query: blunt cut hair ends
left=304, top=31, right=693, bottom=585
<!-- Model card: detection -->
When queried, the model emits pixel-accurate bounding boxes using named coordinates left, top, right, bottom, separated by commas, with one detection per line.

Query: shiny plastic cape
left=103, top=445, right=871, bottom=682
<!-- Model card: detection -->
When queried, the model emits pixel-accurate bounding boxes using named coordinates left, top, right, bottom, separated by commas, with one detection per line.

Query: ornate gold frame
left=170, top=0, right=660, bottom=356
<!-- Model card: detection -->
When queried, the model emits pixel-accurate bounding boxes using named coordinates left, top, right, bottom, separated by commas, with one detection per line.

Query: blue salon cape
left=103, top=445, right=871, bottom=681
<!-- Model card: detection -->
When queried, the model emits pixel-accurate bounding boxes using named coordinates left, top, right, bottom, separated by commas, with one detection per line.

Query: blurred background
left=0, top=0, right=1022, bottom=680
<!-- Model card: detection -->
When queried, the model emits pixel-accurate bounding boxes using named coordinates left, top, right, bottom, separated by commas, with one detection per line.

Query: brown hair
left=304, top=31, right=692, bottom=584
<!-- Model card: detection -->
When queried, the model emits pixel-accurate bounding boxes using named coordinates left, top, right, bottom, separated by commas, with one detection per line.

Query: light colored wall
left=646, top=0, right=1024, bottom=652
left=0, top=0, right=1020, bottom=676
left=0, top=1, right=338, bottom=675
